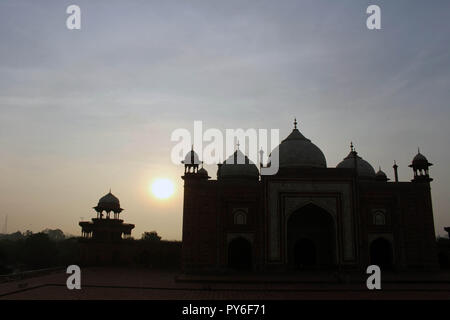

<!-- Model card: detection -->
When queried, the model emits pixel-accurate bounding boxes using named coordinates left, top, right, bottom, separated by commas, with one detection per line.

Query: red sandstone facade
left=181, top=124, right=438, bottom=272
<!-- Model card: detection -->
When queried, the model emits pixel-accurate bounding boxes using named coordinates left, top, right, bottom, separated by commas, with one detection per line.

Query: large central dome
left=270, top=121, right=327, bottom=168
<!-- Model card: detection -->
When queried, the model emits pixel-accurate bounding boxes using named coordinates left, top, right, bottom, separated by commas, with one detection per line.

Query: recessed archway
left=370, top=237, right=393, bottom=268
left=294, top=238, right=316, bottom=267
left=287, top=203, right=336, bottom=269
left=228, top=237, right=252, bottom=270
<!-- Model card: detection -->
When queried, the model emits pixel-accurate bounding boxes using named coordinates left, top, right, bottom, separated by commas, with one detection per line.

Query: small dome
left=375, top=167, right=389, bottom=181
left=94, top=191, right=123, bottom=213
left=269, top=121, right=327, bottom=168
left=99, top=192, right=120, bottom=205
left=337, top=145, right=375, bottom=178
left=183, top=148, right=200, bottom=165
left=409, top=149, right=433, bottom=172
left=412, top=151, right=428, bottom=165
left=220, top=149, right=259, bottom=180
left=198, top=167, right=209, bottom=176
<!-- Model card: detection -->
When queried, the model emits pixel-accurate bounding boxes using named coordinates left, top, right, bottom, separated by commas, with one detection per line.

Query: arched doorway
left=228, top=237, right=252, bottom=270
left=370, top=238, right=393, bottom=268
left=294, top=238, right=316, bottom=267
left=287, top=204, right=336, bottom=269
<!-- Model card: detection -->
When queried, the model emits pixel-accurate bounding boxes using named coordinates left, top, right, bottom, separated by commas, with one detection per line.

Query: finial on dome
left=109, top=188, right=111, bottom=194
left=259, top=147, right=264, bottom=167
left=294, top=118, right=298, bottom=129
left=236, top=140, right=240, bottom=150
left=418, top=147, right=420, bottom=154
left=350, top=141, right=354, bottom=152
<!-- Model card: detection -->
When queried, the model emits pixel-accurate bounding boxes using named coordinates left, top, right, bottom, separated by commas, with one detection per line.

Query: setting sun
left=150, top=178, right=175, bottom=200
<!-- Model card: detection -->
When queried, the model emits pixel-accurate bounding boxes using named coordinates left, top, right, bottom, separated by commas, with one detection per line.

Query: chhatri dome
left=411, top=148, right=431, bottom=167
left=336, top=142, right=376, bottom=178
left=269, top=119, right=327, bottom=168
left=95, top=191, right=121, bottom=212
left=182, top=146, right=201, bottom=165
left=93, top=190, right=123, bottom=219
left=409, top=148, right=433, bottom=182
left=182, top=146, right=203, bottom=174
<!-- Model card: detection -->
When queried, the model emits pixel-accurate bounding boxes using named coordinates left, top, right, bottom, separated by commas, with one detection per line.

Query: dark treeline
left=135, top=235, right=180, bottom=269
left=0, top=230, right=181, bottom=275
left=0, top=231, right=80, bottom=274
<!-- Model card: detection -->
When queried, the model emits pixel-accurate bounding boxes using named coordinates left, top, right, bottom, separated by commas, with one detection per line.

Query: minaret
left=393, top=160, right=399, bottom=182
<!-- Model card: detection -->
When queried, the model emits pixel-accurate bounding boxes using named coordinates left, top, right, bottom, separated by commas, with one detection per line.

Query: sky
left=0, top=0, right=449, bottom=240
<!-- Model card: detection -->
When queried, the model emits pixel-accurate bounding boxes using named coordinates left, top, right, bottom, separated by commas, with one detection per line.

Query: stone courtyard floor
left=0, top=267, right=449, bottom=300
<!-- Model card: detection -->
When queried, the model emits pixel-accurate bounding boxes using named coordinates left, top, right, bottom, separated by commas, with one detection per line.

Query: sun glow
left=150, top=178, right=175, bottom=200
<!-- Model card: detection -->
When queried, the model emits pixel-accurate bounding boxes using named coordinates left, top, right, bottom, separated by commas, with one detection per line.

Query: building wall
left=359, top=181, right=438, bottom=270
left=181, top=170, right=439, bottom=272
left=215, top=180, right=262, bottom=271
left=182, top=179, right=219, bottom=271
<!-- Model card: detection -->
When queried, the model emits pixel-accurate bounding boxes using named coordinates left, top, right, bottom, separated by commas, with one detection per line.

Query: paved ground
left=0, top=267, right=449, bottom=300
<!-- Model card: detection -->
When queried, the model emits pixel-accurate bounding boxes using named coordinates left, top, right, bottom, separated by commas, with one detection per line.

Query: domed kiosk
left=79, top=190, right=135, bottom=265
left=94, top=190, right=123, bottom=219
left=80, top=191, right=134, bottom=241
left=182, top=146, right=202, bottom=174
left=409, top=148, right=433, bottom=182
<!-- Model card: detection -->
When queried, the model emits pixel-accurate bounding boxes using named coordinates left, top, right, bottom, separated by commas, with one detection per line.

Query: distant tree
left=24, top=230, right=33, bottom=237
left=141, top=231, right=161, bottom=242
left=56, top=238, right=80, bottom=266
left=9, top=231, right=24, bottom=240
left=22, top=233, right=57, bottom=269
left=43, top=229, right=65, bottom=241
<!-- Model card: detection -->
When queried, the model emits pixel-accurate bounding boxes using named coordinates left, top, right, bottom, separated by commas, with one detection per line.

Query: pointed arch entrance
left=370, top=237, right=393, bottom=268
left=287, top=203, right=337, bottom=269
left=228, top=237, right=252, bottom=270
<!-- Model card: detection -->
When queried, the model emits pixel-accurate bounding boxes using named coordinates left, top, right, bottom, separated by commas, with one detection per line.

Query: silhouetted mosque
left=181, top=120, right=438, bottom=272
left=79, top=191, right=135, bottom=264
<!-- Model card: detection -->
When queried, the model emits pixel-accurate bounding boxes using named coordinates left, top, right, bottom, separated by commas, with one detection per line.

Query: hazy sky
left=0, top=0, right=449, bottom=240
